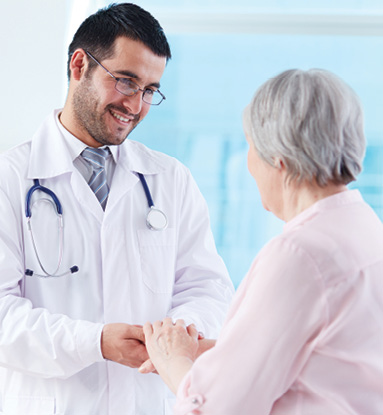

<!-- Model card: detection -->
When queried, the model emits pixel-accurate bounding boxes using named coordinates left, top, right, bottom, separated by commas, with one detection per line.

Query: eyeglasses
left=85, top=50, right=166, bottom=106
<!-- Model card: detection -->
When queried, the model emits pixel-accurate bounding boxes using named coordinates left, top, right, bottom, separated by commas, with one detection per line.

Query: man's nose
left=122, top=92, right=144, bottom=114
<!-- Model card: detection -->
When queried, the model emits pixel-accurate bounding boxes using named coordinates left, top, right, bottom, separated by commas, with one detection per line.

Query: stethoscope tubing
left=137, top=173, right=154, bottom=208
left=25, top=173, right=167, bottom=277
left=25, top=179, right=62, bottom=218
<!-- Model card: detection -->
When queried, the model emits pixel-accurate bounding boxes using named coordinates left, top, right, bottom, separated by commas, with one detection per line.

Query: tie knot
left=81, top=147, right=110, bottom=169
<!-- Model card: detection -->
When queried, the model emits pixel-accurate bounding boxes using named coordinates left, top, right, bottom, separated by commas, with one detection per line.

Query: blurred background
left=1, top=0, right=382, bottom=287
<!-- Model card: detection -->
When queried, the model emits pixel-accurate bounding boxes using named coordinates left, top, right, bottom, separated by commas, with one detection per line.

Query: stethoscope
left=25, top=174, right=167, bottom=278
left=136, top=173, right=168, bottom=231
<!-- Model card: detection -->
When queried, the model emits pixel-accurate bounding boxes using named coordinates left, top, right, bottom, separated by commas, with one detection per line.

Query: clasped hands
left=101, top=319, right=209, bottom=373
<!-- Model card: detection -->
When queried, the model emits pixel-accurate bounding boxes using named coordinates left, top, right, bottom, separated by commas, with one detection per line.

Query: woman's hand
left=139, top=332, right=216, bottom=375
left=142, top=317, right=199, bottom=393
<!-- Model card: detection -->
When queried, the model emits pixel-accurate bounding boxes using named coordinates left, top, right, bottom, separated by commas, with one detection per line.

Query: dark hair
left=67, top=2, right=171, bottom=79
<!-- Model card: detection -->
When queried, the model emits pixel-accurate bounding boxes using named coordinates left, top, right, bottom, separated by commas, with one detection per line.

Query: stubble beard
left=72, top=78, right=140, bottom=147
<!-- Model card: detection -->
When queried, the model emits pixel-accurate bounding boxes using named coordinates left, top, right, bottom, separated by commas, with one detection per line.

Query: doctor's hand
left=101, top=323, right=149, bottom=368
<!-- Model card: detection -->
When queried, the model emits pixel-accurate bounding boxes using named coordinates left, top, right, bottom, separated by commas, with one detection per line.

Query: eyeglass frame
left=84, top=50, right=166, bottom=106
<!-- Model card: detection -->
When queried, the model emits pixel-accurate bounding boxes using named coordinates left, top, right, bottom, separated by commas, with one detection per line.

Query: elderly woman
left=141, top=69, right=383, bottom=414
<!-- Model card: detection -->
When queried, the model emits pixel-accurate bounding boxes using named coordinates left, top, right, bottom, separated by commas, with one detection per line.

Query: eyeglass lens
left=115, top=79, right=163, bottom=105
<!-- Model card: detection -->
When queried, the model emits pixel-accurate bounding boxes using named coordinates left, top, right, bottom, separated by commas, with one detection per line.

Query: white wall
left=0, top=0, right=70, bottom=151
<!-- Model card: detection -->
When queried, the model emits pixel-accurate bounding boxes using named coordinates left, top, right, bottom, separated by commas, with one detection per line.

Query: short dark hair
left=67, top=2, right=171, bottom=79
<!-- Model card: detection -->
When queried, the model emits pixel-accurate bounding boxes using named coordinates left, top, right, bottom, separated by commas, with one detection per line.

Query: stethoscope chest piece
left=146, top=206, right=168, bottom=231
left=137, top=172, right=168, bottom=231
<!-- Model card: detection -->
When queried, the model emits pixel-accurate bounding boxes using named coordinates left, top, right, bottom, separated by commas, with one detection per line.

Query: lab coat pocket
left=137, top=228, right=176, bottom=293
left=3, top=395, right=56, bottom=414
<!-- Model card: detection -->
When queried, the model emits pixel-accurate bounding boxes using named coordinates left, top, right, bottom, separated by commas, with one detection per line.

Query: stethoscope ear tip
left=25, top=264, right=79, bottom=278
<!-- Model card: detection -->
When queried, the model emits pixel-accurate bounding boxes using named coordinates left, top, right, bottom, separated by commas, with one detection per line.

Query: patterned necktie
left=81, top=147, right=110, bottom=210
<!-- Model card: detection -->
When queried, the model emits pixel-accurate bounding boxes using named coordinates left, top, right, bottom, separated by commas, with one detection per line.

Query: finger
left=151, top=320, right=165, bottom=337
left=162, top=317, right=174, bottom=327
left=130, top=325, right=145, bottom=343
left=152, top=320, right=163, bottom=330
left=143, top=322, right=153, bottom=340
left=174, top=319, right=186, bottom=328
left=138, top=358, right=156, bottom=374
left=187, top=323, right=199, bottom=339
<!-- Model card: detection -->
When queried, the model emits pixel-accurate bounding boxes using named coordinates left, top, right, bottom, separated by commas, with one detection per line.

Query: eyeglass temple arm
left=83, top=49, right=165, bottom=103
left=84, top=50, right=116, bottom=80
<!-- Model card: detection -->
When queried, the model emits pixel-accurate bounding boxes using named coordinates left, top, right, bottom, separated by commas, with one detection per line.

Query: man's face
left=71, top=36, right=167, bottom=147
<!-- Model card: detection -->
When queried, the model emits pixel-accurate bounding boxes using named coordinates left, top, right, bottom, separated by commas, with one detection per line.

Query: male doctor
left=0, top=3, right=234, bottom=414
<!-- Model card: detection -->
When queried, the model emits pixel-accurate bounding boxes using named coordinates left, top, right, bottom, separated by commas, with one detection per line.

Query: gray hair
left=243, top=69, right=366, bottom=186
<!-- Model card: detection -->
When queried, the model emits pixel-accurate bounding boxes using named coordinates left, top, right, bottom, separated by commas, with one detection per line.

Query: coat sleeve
left=173, top=236, right=327, bottom=415
left=0, top=186, right=104, bottom=379
left=167, top=168, right=235, bottom=338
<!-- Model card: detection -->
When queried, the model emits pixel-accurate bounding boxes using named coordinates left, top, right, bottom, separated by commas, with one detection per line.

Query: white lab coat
left=0, top=110, right=234, bottom=415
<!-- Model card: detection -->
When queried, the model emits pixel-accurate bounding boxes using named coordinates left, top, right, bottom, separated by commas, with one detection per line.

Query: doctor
left=0, top=3, right=234, bottom=415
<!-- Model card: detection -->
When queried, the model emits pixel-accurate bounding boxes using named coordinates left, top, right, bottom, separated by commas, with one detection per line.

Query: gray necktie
left=81, top=147, right=110, bottom=210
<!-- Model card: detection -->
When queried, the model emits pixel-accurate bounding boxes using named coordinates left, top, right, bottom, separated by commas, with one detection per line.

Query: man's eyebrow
left=115, top=69, right=138, bottom=78
left=115, top=70, right=161, bottom=89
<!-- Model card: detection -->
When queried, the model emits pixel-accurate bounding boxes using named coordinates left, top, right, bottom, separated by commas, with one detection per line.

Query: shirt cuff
left=175, top=371, right=205, bottom=414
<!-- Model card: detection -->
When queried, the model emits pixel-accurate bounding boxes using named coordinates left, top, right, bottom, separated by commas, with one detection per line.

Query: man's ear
left=69, top=49, right=88, bottom=81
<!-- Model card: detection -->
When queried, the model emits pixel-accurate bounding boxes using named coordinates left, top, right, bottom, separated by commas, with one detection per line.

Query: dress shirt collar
left=56, top=112, right=118, bottom=164
left=28, top=109, right=167, bottom=179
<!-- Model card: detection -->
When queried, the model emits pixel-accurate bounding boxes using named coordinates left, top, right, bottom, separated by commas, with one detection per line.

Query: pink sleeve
left=174, top=236, right=328, bottom=415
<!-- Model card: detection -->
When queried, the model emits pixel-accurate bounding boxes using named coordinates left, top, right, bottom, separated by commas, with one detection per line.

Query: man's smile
left=110, top=109, right=135, bottom=123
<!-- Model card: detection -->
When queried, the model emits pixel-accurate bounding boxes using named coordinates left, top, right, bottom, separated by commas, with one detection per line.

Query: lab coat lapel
left=27, top=111, right=73, bottom=180
left=105, top=140, right=167, bottom=214
left=27, top=110, right=105, bottom=223
left=27, top=113, right=169, bottom=220
left=71, top=169, right=105, bottom=223
left=106, top=162, right=139, bottom=212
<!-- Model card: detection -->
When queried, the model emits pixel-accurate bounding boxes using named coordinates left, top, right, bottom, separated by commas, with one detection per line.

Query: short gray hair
left=244, top=69, right=366, bottom=186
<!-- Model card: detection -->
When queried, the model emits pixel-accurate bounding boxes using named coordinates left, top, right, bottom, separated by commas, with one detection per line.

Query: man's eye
left=119, top=78, right=135, bottom=87
left=144, top=89, right=155, bottom=96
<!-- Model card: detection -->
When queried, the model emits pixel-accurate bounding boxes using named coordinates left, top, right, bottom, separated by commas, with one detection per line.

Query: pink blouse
left=175, top=190, right=383, bottom=415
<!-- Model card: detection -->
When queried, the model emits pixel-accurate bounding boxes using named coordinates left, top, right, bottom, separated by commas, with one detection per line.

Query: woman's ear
left=69, top=49, right=88, bottom=81
left=274, top=157, right=285, bottom=170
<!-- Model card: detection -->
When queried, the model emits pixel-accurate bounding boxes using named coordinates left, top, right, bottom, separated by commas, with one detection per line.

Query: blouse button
left=190, top=395, right=203, bottom=406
